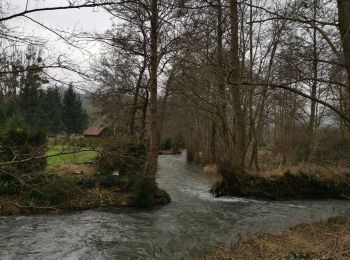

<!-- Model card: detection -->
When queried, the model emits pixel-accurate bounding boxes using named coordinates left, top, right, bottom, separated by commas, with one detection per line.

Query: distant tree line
left=0, top=48, right=88, bottom=137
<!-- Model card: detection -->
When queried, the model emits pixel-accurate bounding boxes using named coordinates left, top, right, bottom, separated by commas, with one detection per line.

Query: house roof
left=84, top=126, right=107, bottom=136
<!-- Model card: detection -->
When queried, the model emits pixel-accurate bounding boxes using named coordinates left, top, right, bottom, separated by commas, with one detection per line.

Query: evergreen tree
left=35, top=89, right=48, bottom=128
left=62, top=85, right=88, bottom=137
left=45, top=87, right=62, bottom=135
left=18, top=48, right=48, bottom=128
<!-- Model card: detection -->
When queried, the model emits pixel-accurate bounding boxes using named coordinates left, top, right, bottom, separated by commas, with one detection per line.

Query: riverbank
left=210, top=164, right=350, bottom=200
left=0, top=164, right=170, bottom=216
left=206, top=216, right=350, bottom=259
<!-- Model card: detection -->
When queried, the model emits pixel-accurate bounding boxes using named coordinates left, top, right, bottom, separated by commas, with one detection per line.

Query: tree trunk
left=229, top=0, right=246, bottom=168
left=337, top=0, right=350, bottom=160
left=308, top=0, right=319, bottom=160
left=130, top=56, right=147, bottom=136
left=147, top=0, right=159, bottom=178
left=130, top=27, right=148, bottom=137
left=140, top=89, right=149, bottom=143
left=216, top=0, right=228, bottom=135
left=337, top=0, right=350, bottom=89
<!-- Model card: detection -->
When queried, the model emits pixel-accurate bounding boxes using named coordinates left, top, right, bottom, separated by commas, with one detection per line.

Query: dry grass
left=203, top=164, right=220, bottom=175
left=251, top=148, right=350, bottom=175
left=205, top=217, right=350, bottom=259
left=52, top=164, right=96, bottom=178
left=258, top=163, right=349, bottom=178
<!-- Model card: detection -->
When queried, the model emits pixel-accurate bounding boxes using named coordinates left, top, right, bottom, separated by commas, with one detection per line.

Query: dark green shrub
left=0, top=176, right=20, bottom=195
left=0, top=163, right=21, bottom=195
left=0, top=120, right=47, bottom=173
left=98, top=174, right=119, bottom=188
left=115, top=175, right=137, bottom=189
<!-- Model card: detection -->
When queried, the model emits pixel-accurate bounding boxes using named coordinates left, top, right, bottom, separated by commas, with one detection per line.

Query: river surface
left=1, top=153, right=350, bottom=259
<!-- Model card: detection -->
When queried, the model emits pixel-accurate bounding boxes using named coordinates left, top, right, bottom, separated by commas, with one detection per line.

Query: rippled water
left=1, top=153, right=350, bottom=259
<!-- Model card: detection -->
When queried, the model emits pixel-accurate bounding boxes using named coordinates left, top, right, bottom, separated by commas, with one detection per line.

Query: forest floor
left=206, top=216, right=350, bottom=259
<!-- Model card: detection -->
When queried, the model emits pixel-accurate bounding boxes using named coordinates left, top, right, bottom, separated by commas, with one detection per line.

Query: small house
left=83, top=125, right=110, bottom=138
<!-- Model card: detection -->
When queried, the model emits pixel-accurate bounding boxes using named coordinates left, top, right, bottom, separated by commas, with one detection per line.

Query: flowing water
left=1, top=153, right=350, bottom=259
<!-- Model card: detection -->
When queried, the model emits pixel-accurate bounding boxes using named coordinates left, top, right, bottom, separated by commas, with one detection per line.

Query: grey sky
left=6, top=0, right=115, bottom=88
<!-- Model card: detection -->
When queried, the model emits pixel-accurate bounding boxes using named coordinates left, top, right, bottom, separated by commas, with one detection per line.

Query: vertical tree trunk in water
left=229, top=0, right=246, bottom=167
left=147, top=0, right=159, bottom=179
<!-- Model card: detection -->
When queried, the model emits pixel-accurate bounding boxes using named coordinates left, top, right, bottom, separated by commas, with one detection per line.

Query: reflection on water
left=1, top=153, right=350, bottom=259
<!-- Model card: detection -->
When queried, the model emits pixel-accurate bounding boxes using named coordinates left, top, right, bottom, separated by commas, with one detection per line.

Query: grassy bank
left=205, top=216, right=350, bottom=259
left=211, top=164, right=350, bottom=200
left=46, top=145, right=98, bottom=170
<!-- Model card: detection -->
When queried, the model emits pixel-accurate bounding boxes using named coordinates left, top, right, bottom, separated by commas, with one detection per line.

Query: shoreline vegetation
left=211, top=165, right=350, bottom=200
left=206, top=216, right=350, bottom=259
left=0, top=137, right=171, bottom=216
left=0, top=162, right=171, bottom=216
left=202, top=154, right=350, bottom=201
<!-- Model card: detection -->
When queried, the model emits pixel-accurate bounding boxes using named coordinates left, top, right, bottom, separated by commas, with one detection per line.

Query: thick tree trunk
left=337, top=0, right=350, bottom=160
left=147, top=0, right=159, bottom=178
left=337, top=0, right=350, bottom=89
left=229, top=0, right=246, bottom=167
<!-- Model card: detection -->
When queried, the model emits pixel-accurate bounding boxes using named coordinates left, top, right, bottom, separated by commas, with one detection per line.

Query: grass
left=205, top=216, right=350, bottom=259
left=47, top=145, right=98, bottom=170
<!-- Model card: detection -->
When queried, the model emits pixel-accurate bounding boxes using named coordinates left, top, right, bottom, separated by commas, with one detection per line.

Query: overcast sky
left=5, top=0, right=115, bottom=90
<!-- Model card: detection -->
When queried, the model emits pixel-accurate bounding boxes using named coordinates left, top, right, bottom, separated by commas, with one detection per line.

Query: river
left=1, top=153, right=350, bottom=259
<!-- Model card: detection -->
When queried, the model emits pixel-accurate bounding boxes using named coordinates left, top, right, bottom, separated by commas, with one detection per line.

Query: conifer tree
left=62, top=84, right=88, bottom=138
left=18, top=49, right=48, bottom=128
left=44, top=87, right=62, bottom=136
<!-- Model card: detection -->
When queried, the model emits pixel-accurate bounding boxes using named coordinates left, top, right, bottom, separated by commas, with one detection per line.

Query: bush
left=78, top=178, right=97, bottom=189
left=97, top=141, right=147, bottom=176
left=0, top=178, right=20, bottom=195
left=0, top=119, right=47, bottom=173
left=22, top=174, right=79, bottom=205
left=313, top=129, right=350, bottom=163
left=98, top=174, right=120, bottom=188
left=0, top=171, right=21, bottom=195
